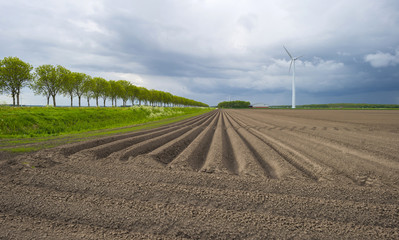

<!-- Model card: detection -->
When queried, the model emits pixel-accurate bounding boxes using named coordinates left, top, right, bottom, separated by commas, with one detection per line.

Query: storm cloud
left=1, top=0, right=398, bottom=106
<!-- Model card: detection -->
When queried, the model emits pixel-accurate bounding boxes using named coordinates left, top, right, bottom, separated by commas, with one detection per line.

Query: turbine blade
left=283, top=46, right=293, bottom=59
left=294, top=55, right=303, bottom=60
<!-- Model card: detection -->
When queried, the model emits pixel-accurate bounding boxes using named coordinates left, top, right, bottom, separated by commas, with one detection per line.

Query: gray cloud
left=364, top=49, right=399, bottom=68
left=1, top=0, right=399, bottom=106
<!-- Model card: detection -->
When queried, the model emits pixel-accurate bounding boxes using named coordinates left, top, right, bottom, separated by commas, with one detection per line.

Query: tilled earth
left=1, top=109, right=398, bottom=239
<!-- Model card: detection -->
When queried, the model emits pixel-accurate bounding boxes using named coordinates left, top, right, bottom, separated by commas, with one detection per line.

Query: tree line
left=217, top=100, right=250, bottom=108
left=0, top=56, right=208, bottom=108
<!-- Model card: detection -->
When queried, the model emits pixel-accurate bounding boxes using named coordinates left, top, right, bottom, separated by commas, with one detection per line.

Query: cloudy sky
left=1, top=0, right=399, bottom=106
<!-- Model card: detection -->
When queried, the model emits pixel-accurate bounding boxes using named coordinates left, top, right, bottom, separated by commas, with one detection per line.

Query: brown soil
left=1, top=109, right=398, bottom=239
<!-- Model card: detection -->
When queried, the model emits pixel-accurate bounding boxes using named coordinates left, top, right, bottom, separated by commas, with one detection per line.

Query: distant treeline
left=272, top=103, right=399, bottom=109
left=217, top=100, right=250, bottom=108
left=0, top=56, right=208, bottom=107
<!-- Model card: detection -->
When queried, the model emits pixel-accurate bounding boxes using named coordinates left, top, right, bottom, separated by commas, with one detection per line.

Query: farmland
left=1, top=109, right=399, bottom=239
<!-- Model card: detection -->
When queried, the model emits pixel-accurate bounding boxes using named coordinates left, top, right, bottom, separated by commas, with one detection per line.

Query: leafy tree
left=98, top=78, right=111, bottom=107
left=148, top=89, right=157, bottom=106
left=116, top=80, right=131, bottom=106
left=173, top=96, right=183, bottom=107
left=170, top=95, right=177, bottom=107
left=109, top=80, right=123, bottom=107
left=0, top=56, right=33, bottom=106
left=82, top=75, right=94, bottom=107
left=32, top=65, right=71, bottom=107
left=108, top=80, right=117, bottom=107
left=53, top=65, right=71, bottom=107
left=61, top=71, right=76, bottom=107
left=156, top=90, right=164, bottom=107
left=59, top=71, right=87, bottom=107
left=72, top=72, right=88, bottom=107
left=32, top=65, right=57, bottom=106
left=163, top=92, right=173, bottom=107
left=91, top=77, right=106, bottom=107
left=127, top=84, right=139, bottom=106
left=137, top=87, right=150, bottom=106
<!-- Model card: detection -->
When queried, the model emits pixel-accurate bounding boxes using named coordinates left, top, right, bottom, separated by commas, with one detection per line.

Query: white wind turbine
left=283, top=46, right=302, bottom=109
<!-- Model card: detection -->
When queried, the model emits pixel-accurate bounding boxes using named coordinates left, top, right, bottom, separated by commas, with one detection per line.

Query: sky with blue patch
left=1, top=0, right=399, bottom=106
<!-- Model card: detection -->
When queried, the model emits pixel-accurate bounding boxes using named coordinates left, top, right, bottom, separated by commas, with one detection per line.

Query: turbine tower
left=283, top=46, right=302, bottom=109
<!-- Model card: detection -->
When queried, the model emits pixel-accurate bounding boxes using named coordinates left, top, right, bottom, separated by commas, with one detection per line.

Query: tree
left=153, top=90, right=162, bottom=107
left=0, top=56, right=33, bottom=106
left=82, top=75, right=94, bottom=107
left=156, top=90, right=163, bottom=106
left=72, top=72, right=87, bottom=107
left=32, top=65, right=56, bottom=106
left=109, top=80, right=123, bottom=107
left=91, top=77, right=106, bottom=107
left=98, top=78, right=110, bottom=107
left=33, top=65, right=71, bottom=107
left=127, top=84, right=139, bottom=106
left=53, top=65, right=71, bottom=107
left=116, top=80, right=131, bottom=106
left=147, top=90, right=155, bottom=106
left=61, top=71, right=76, bottom=107
left=137, top=87, right=149, bottom=106
left=163, top=92, right=173, bottom=107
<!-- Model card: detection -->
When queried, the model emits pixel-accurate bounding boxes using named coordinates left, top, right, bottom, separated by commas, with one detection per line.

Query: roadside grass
left=0, top=106, right=214, bottom=153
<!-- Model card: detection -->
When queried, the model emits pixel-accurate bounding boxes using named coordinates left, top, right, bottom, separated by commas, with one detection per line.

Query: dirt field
left=1, top=109, right=399, bottom=239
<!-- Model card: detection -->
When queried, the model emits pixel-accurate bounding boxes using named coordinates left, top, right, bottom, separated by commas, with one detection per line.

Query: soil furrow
left=223, top=113, right=269, bottom=177
left=69, top=111, right=215, bottom=161
left=224, top=112, right=290, bottom=179
left=229, top=110, right=399, bottom=186
left=5, top=160, right=399, bottom=204
left=168, top=111, right=219, bottom=170
left=234, top=109, right=399, bottom=162
left=0, top=213, right=171, bottom=240
left=109, top=112, right=217, bottom=163
left=141, top=112, right=217, bottom=164
left=230, top=112, right=321, bottom=180
left=1, top=183, right=398, bottom=239
left=220, top=113, right=238, bottom=174
left=58, top=111, right=216, bottom=157
left=5, top=168, right=399, bottom=229
left=115, top=125, right=196, bottom=162
left=200, top=113, right=231, bottom=173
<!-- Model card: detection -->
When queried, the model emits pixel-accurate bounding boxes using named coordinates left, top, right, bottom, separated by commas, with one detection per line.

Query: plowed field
left=1, top=109, right=399, bottom=239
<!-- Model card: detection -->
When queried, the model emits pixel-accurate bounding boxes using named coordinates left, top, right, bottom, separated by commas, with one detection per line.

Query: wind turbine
left=283, top=46, right=302, bottom=109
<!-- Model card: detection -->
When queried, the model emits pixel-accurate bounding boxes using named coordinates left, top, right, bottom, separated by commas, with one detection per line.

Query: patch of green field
left=270, top=103, right=399, bottom=109
left=0, top=106, right=213, bottom=138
